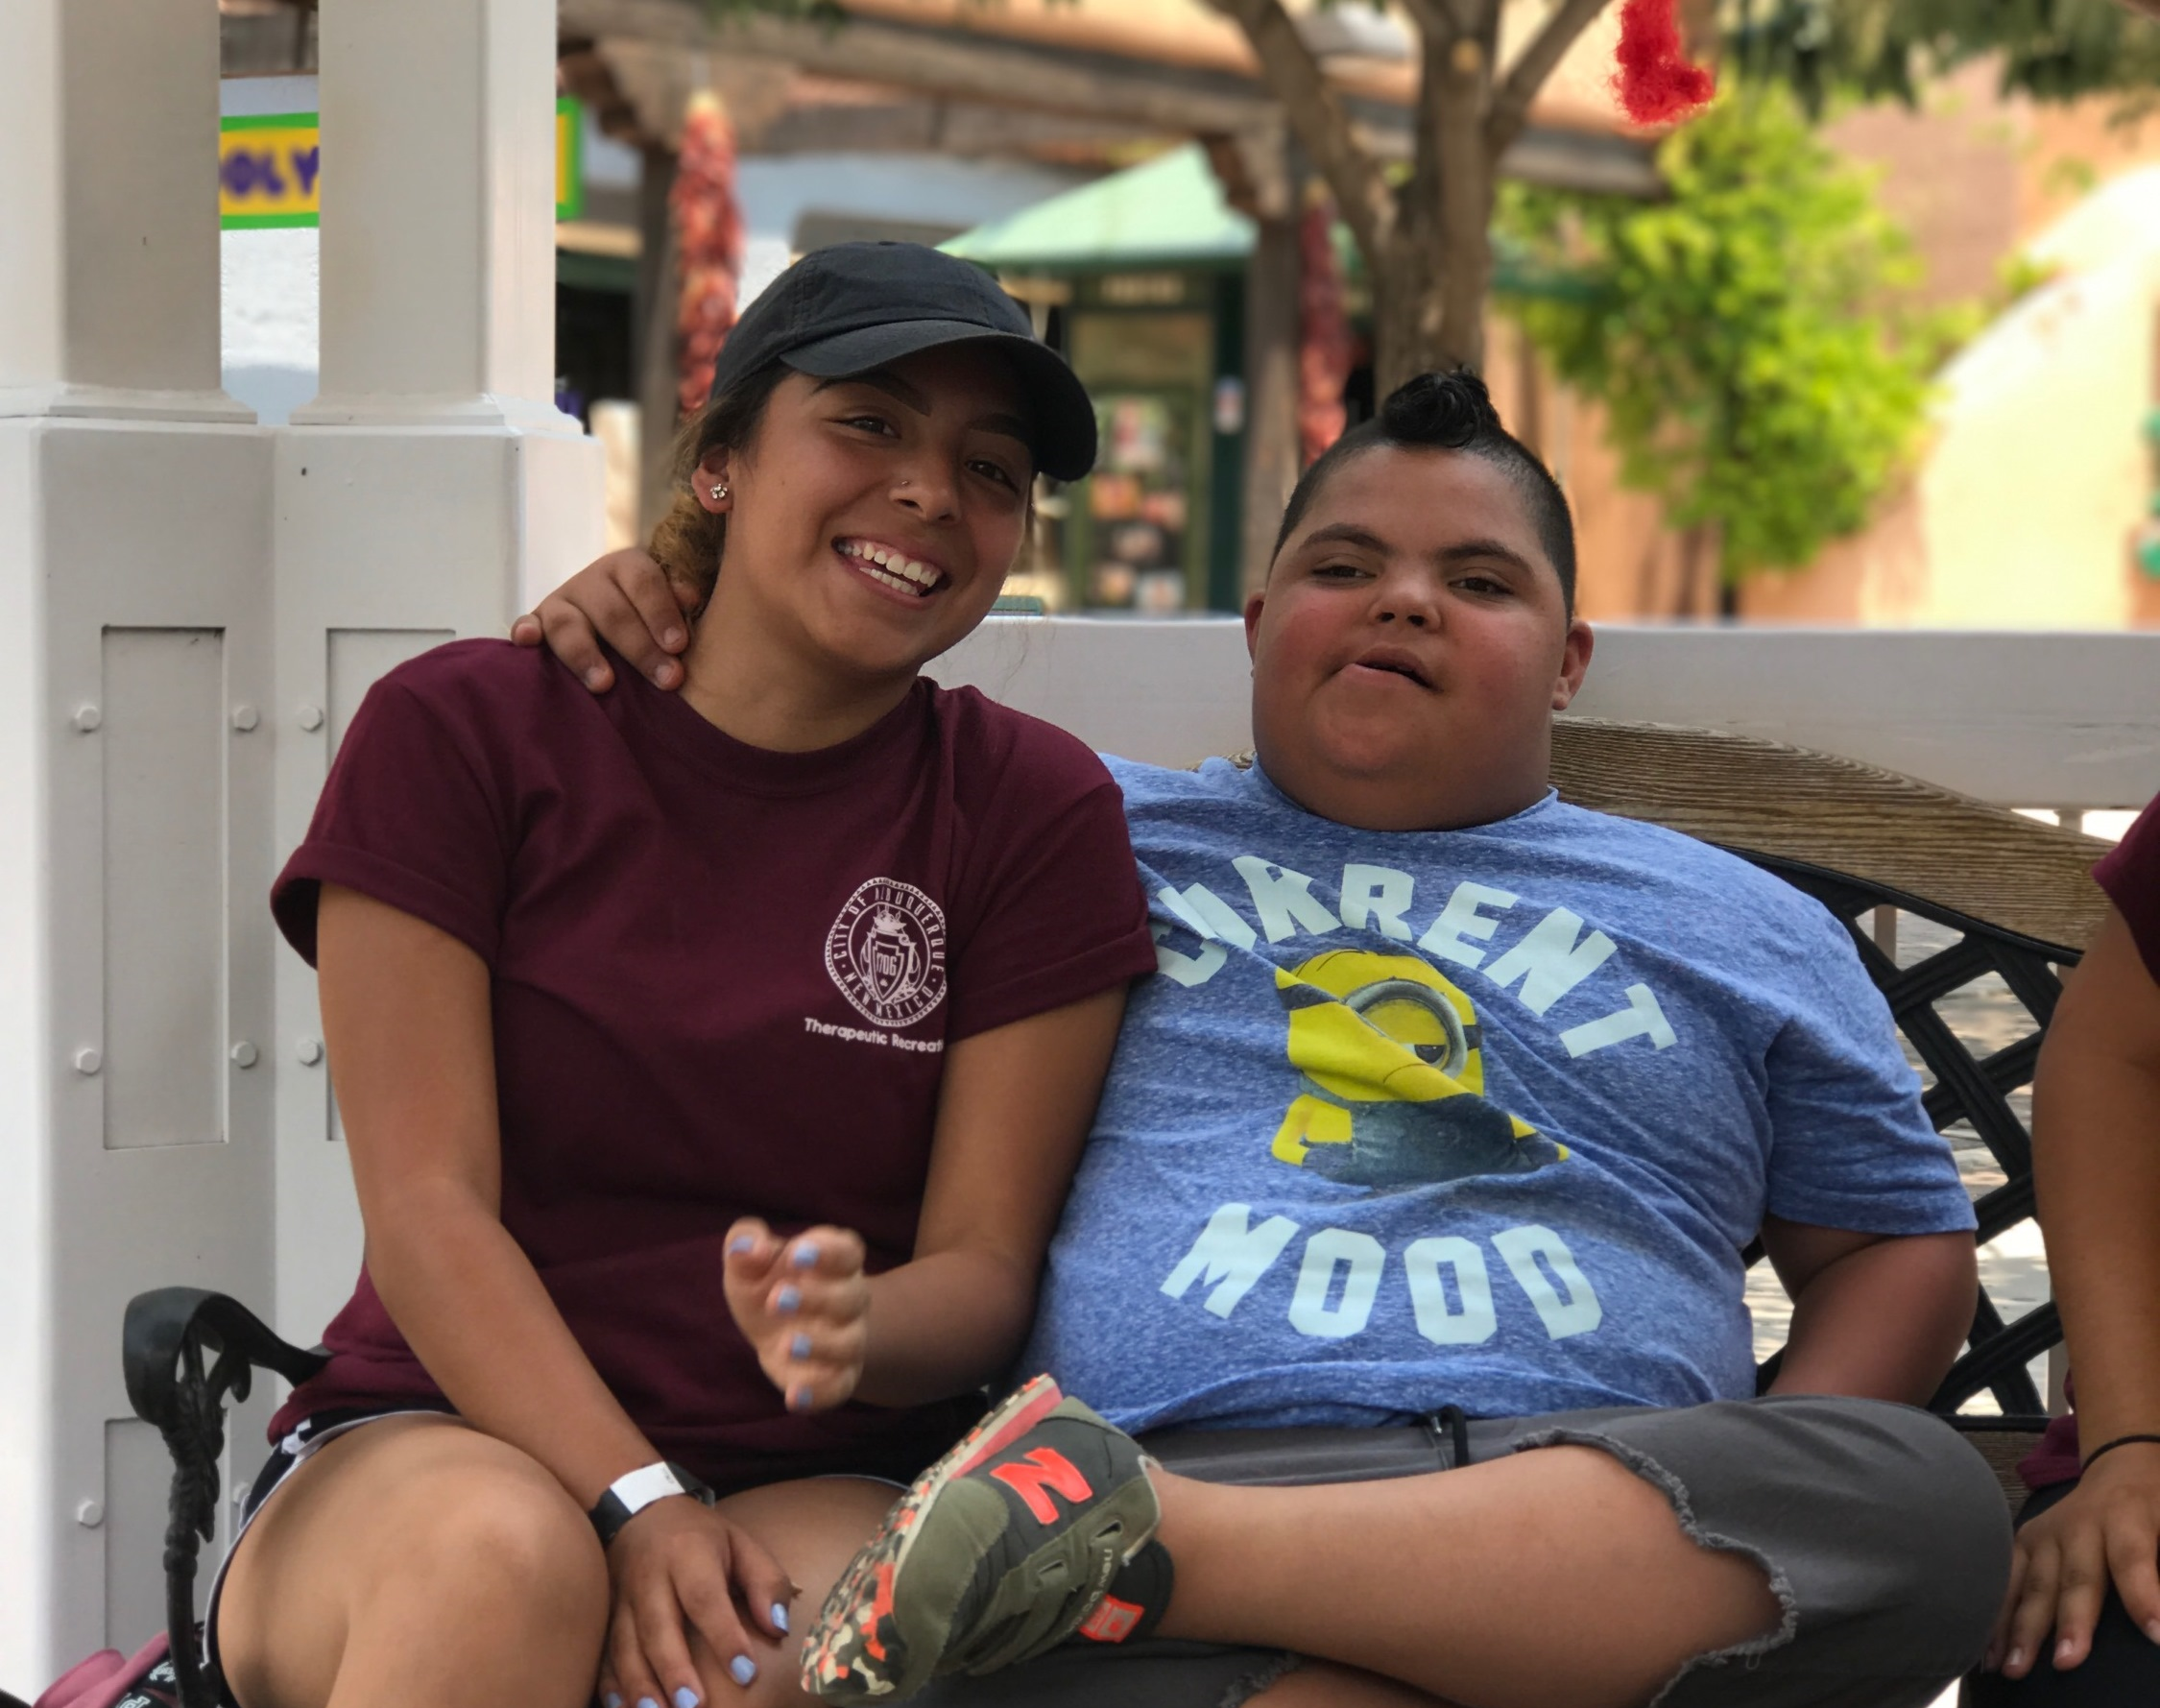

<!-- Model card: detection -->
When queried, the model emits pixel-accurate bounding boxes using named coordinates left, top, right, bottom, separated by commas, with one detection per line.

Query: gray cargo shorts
left=921, top=1394, right=2011, bottom=1708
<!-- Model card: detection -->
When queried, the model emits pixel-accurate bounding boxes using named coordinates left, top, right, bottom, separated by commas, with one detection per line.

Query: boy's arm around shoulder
left=512, top=546, right=696, bottom=693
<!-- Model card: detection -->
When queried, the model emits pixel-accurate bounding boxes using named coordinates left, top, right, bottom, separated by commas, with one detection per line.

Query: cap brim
left=783, top=319, right=1097, bottom=482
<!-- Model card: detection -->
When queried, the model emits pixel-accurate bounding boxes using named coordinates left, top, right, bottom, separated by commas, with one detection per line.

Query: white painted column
left=0, top=0, right=275, bottom=1685
left=273, top=0, right=604, bottom=1348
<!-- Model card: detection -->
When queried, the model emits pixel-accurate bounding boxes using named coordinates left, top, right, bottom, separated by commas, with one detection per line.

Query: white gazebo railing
left=931, top=619, right=2160, bottom=816
left=0, top=0, right=597, bottom=1685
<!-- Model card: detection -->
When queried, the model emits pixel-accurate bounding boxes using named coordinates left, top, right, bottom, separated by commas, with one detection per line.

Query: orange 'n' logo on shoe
left=989, top=1447, right=1093, bottom=1523
left=1075, top=1595, right=1143, bottom=1644
left=864, top=1560, right=896, bottom=1662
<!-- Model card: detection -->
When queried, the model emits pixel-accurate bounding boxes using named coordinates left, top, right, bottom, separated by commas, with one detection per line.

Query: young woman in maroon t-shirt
left=216, top=247, right=1159, bottom=1708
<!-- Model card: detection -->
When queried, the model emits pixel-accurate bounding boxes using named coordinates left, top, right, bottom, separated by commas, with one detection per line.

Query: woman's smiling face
left=696, top=343, right=1036, bottom=686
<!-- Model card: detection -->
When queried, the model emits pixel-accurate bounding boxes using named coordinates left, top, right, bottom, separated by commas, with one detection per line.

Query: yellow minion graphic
left=1274, top=949, right=1565, bottom=1189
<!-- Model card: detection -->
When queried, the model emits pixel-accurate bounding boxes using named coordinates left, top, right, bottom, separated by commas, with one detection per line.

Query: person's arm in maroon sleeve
left=1991, top=900, right=2160, bottom=1679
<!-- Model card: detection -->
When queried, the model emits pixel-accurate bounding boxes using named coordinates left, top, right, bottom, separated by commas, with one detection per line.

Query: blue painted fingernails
left=792, top=1242, right=819, bottom=1267
left=790, top=1332, right=812, bottom=1359
left=729, top=1656, right=757, bottom=1688
left=790, top=1386, right=815, bottom=1411
left=605, top=1695, right=623, bottom=1708
left=674, top=1689, right=701, bottom=1708
left=637, top=1696, right=660, bottom=1708
left=728, top=1235, right=756, bottom=1255
left=772, top=1601, right=791, bottom=1634
left=776, top=1285, right=801, bottom=1312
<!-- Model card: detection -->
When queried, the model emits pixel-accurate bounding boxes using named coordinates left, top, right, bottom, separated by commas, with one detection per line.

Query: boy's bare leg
left=1254, top=1664, right=1452, bottom=1707
left=1153, top=1445, right=1779, bottom=1708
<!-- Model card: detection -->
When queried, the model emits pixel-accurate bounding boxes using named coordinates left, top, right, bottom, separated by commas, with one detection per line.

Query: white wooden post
left=272, top=0, right=604, bottom=1349
left=0, top=0, right=275, bottom=1682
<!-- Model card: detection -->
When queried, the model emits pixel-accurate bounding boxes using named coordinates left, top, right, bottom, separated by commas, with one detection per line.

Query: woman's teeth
left=837, top=540, right=940, bottom=596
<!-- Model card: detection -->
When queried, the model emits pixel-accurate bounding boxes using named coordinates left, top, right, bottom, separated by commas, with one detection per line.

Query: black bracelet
left=2079, top=1433, right=2160, bottom=1474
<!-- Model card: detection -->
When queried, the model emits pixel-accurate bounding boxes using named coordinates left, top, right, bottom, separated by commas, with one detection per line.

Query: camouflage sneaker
left=800, top=1375, right=1163, bottom=1702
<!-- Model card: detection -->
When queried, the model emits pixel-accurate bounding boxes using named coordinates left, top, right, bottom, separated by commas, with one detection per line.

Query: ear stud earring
left=710, top=482, right=730, bottom=501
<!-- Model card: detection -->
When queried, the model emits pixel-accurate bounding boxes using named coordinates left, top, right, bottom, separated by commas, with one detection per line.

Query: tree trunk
left=1241, top=209, right=1301, bottom=593
left=1368, top=29, right=1496, bottom=397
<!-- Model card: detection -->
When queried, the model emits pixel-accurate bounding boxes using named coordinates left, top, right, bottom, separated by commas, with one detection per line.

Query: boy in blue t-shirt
left=534, top=373, right=2010, bottom=1708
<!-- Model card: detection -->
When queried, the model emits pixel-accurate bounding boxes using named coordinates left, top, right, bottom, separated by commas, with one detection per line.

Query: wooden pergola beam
left=556, top=0, right=1659, bottom=196
left=560, top=0, right=1273, bottom=132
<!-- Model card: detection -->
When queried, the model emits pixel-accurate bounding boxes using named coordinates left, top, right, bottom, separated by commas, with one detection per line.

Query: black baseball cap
left=706, top=241, right=1098, bottom=481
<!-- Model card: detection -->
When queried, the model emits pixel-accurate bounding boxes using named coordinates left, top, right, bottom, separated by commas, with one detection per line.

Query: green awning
left=944, top=144, right=1253, bottom=273
left=944, top=139, right=1579, bottom=300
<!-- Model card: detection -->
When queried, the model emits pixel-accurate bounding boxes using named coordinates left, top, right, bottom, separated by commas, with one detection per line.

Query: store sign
left=219, top=114, right=320, bottom=229
left=219, top=97, right=585, bottom=230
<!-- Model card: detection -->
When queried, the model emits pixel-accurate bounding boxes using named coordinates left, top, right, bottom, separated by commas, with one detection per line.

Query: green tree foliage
left=1719, top=0, right=2160, bottom=109
left=1499, top=83, right=1963, bottom=578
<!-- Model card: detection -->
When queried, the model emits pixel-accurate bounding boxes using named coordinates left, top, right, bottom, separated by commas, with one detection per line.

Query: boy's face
left=1244, top=445, right=1594, bottom=832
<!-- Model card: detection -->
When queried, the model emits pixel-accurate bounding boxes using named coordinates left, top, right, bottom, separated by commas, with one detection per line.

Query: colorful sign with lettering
left=219, top=97, right=586, bottom=230
left=219, top=113, right=320, bottom=229
left=556, top=96, right=585, bottom=223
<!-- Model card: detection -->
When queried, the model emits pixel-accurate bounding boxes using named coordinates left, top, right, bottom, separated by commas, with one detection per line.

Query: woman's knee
left=221, top=1421, right=608, bottom=1708
left=381, top=1443, right=608, bottom=1622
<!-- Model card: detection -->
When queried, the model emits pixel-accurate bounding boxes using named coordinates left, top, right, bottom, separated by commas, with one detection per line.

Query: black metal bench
left=117, top=717, right=2115, bottom=1708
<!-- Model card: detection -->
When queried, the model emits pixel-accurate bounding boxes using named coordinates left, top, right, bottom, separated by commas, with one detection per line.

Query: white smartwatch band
left=588, top=1459, right=715, bottom=1547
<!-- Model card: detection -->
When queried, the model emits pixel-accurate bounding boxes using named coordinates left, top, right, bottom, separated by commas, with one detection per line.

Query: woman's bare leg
left=218, top=1416, right=610, bottom=1708
left=1151, top=1444, right=1780, bottom=1708
left=699, top=1479, right=907, bottom=1706
left=221, top=1419, right=902, bottom=1708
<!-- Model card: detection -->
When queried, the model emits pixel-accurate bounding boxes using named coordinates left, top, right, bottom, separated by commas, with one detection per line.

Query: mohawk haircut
left=1271, top=370, right=1577, bottom=615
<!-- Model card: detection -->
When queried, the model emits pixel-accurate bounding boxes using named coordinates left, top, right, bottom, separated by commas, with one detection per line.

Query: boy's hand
left=723, top=1219, right=870, bottom=1413
left=511, top=547, right=699, bottom=693
left=1989, top=1442, right=2160, bottom=1677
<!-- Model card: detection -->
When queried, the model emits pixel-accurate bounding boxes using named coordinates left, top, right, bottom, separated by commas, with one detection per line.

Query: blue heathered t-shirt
left=1023, top=757, right=1976, bottom=1432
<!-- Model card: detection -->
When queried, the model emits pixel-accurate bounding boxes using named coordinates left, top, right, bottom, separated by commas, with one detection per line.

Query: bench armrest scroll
left=121, top=1288, right=329, bottom=1708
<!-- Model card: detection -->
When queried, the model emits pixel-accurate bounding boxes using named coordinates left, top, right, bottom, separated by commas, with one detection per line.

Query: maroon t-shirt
left=2023, top=794, right=2160, bottom=1490
left=268, top=639, right=1157, bottom=1492
left=2097, top=799, right=2160, bottom=985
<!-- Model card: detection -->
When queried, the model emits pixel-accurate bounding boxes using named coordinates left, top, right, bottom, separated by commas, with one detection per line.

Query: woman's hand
left=511, top=547, right=699, bottom=693
left=1990, top=1443, right=2160, bottom=1677
left=599, top=1496, right=797, bottom=1706
left=725, top=1219, right=871, bottom=1413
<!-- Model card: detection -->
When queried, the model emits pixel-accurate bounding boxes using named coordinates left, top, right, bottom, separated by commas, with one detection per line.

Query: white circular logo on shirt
left=825, top=878, right=948, bottom=1029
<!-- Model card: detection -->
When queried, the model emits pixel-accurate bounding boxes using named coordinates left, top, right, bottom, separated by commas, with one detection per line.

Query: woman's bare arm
left=866, top=985, right=1128, bottom=1403
left=1992, top=907, right=2160, bottom=1676
left=318, top=883, right=793, bottom=1705
left=724, top=987, right=1129, bottom=1410
left=2034, top=909, right=2160, bottom=1456
left=319, top=882, right=657, bottom=1503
